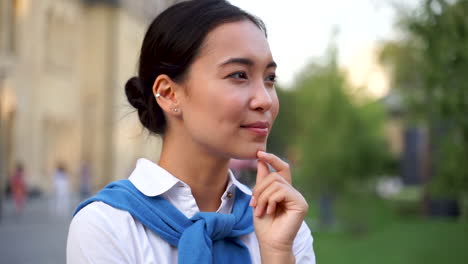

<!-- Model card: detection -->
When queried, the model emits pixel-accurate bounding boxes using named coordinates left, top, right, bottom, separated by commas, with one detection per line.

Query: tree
left=267, top=86, right=298, bottom=158
left=379, top=0, right=468, bottom=208
left=289, top=46, right=391, bottom=226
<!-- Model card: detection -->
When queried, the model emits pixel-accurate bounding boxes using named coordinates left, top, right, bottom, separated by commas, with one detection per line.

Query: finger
left=266, top=200, right=277, bottom=215
left=254, top=181, right=284, bottom=217
left=252, top=173, right=288, bottom=202
left=266, top=191, right=288, bottom=215
left=257, top=151, right=289, bottom=173
left=257, top=151, right=291, bottom=183
left=256, top=160, right=270, bottom=185
left=249, top=195, right=256, bottom=207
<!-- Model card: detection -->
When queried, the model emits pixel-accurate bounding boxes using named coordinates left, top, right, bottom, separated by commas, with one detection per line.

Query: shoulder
left=67, top=202, right=139, bottom=263
left=69, top=201, right=145, bottom=244
left=71, top=201, right=133, bottom=227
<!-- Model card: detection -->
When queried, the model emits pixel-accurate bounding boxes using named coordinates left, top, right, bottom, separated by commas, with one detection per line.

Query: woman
left=67, top=1, right=315, bottom=263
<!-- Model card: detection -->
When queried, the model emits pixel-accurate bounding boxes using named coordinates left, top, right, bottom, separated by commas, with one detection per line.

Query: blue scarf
left=74, top=179, right=254, bottom=264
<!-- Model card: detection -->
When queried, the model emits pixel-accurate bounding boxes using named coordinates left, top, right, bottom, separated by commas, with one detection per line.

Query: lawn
left=307, top=192, right=468, bottom=264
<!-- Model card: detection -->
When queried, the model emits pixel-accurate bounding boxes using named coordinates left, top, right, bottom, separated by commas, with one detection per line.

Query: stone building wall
left=0, top=0, right=180, bottom=194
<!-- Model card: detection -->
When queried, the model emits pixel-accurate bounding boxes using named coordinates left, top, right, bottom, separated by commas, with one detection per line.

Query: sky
left=229, top=0, right=422, bottom=96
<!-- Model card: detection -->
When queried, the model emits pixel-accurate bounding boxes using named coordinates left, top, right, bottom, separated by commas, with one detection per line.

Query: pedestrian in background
left=79, top=160, right=92, bottom=199
left=52, top=163, right=70, bottom=217
left=10, top=162, right=27, bottom=217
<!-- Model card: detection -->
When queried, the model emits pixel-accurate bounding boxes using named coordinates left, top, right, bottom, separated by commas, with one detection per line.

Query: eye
left=265, top=73, right=277, bottom=85
left=227, top=71, right=248, bottom=80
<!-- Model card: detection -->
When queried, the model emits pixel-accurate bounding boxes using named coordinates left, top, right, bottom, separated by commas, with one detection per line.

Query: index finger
left=256, top=151, right=291, bottom=183
left=256, top=160, right=270, bottom=185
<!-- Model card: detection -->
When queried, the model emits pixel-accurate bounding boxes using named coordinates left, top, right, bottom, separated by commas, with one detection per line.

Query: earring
left=172, top=108, right=179, bottom=112
left=155, top=93, right=161, bottom=98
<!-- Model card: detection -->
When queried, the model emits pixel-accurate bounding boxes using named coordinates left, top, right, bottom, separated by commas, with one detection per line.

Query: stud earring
left=155, top=93, right=161, bottom=98
left=172, top=108, right=179, bottom=112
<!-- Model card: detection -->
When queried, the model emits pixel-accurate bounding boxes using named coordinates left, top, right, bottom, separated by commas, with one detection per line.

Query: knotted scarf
left=73, top=179, right=254, bottom=264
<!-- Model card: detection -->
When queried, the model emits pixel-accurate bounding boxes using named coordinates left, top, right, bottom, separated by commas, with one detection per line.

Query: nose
left=249, top=80, right=273, bottom=113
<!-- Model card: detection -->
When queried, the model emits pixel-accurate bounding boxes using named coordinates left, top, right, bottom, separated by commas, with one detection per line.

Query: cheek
left=271, top=93, right=280, bottom=121
left=188, top=90, right=246, bottom=128
left=208, top=86, right=248, bottom=114
left=221, top=94, right=247, bottom=118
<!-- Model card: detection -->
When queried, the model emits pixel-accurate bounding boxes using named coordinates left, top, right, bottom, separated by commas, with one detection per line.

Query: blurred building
left=344, top=44, right=404, bottom=160
left=0, top=0, right=181, bottom=194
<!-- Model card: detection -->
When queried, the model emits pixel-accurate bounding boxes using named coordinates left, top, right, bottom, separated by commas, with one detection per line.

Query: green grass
left=307, top=193, right=468, bottom=264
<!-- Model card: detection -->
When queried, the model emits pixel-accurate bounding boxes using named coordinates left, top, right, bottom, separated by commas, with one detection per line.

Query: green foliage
left=267, top=86, right=298, bottom=157
left=281, top=49, right=392, bottom=196
left=379, top=0, right=468, bottom=197
left=430, top=128, right=468, bottom=197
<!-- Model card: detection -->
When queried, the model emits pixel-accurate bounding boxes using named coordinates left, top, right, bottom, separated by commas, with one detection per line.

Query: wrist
left=259, top=242, right=295, bottom=264
left=258, top=237, right=293, bottom=252
left=259, top=247, right=295, bottom=264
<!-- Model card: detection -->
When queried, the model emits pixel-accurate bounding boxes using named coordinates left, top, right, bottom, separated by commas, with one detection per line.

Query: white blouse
left=67, top=158, right=316, bottom=263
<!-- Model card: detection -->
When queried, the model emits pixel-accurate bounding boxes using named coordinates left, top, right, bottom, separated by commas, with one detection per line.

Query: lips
left=241, top=121, right=270, bottom=128
left=240, top=121, right=270, bottom=136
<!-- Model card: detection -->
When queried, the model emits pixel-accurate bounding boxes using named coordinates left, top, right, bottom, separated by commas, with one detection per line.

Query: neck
left=158, top=129, right=230, bottom=212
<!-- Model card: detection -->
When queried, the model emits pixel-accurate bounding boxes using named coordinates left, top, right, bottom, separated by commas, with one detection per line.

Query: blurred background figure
left=51, top=163, right=70, bottom=217
left=10, top=162, right=26, bottom=217
left=79, top=160, right=92, bottom=200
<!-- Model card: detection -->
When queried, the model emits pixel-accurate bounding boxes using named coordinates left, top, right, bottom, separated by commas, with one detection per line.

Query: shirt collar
left=128, top=158, right=252, bottom=197
left=128, top=158, right=180, bottom=197
left=228, top=169, right=252, bottom=195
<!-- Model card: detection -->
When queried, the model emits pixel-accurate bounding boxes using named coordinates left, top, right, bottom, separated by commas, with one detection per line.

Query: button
left=227, top=192, right=233, bottom=199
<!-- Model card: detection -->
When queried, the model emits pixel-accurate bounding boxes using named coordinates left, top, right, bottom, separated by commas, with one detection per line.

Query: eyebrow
left=219, top=57, right=277, bottom=69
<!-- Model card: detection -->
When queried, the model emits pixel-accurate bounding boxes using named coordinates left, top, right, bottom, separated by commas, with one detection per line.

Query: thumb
left=256, top=159, right=270, bottom=185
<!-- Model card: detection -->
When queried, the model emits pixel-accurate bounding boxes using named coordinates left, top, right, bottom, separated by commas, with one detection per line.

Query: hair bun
left=125, top=76, right=147, bottom=112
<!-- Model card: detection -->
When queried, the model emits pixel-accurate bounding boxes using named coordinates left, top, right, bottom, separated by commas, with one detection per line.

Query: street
left=0, top=196, right=78, bottom=264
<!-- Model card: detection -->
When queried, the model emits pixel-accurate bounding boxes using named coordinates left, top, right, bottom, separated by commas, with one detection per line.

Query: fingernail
left=258, top=151, right=266, bottom=156
left=266, top=206, right=271, bottom=215
left=249, top=196, right=256, bottom=207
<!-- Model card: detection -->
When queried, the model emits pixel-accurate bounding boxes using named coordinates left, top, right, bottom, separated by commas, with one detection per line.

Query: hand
left=250, top=151, right=309, bottom=261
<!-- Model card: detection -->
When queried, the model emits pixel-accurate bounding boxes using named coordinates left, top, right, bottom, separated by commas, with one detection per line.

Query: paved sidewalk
left=0, top=196, right=79, bottom=264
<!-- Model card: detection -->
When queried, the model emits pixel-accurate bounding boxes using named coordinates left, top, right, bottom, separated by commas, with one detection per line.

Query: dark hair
left=125, top=0, right=266, bottom=135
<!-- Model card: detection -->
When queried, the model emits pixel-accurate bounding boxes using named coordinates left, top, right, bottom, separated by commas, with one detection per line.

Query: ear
left=152, top=74, right=182, bottom=115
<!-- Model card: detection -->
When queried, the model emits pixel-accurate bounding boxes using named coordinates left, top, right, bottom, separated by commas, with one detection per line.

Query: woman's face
left=179, top=20, right=279, bottom=160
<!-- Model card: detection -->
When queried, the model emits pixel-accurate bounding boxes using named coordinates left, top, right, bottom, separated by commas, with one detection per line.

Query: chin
left=231, top=143, right=266, bottom=160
